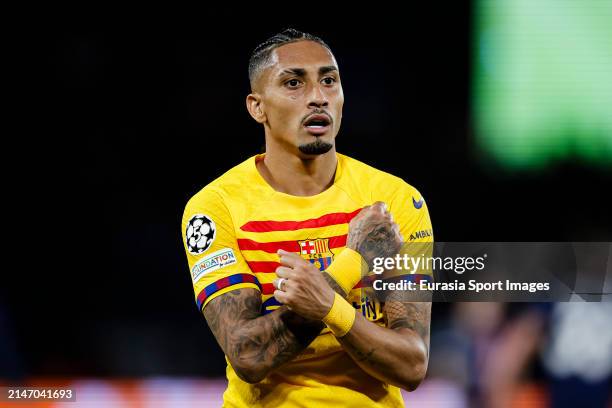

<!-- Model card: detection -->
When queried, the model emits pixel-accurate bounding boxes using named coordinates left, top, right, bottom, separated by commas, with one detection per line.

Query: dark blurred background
left=4, top=3, right=611, bottom=406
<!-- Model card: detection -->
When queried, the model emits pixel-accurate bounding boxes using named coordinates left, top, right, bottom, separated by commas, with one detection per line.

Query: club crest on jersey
left=298, top=238, right=334, bottom=271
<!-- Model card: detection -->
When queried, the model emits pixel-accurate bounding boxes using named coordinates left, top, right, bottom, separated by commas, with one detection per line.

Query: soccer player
left=182, top=29, right=433, bottom=407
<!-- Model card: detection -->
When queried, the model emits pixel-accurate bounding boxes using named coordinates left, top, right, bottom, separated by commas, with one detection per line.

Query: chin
left=297, top=138, right=335, bottom=156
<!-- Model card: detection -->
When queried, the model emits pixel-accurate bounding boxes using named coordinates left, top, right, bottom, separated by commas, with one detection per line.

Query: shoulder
left=337, top=153, right=424, bottom=202
left=185, top=156, right=259, bottom=209
left=183, top=155, right=262, bottom=223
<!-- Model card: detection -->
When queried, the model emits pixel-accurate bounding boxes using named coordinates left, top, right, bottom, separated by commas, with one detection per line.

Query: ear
left=246, top=93, right=266, bottom=124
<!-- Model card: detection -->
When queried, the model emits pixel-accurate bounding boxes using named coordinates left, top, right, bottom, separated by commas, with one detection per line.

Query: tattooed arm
left=272, top=248, right=431, bottom=391
left=272, top=249, right=431, bottom=392
left=202, top=233, right=357, bottom=384
left=271, top=202, right=431, bottom=390
left=203, top=289, right=324, bottom=383
left=337, top=295, right=431, bottom=391
left=207, top=200, right=430, bottom=387
left=337, top=201, right=431, bottom=391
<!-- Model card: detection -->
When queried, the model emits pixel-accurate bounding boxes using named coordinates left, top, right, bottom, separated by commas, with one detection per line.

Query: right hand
left=347, top=202, right=403, bottom=268
left=273, top=250, right=336, bottom=320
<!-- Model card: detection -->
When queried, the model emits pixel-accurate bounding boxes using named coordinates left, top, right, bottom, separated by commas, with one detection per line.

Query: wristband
left=322, top=292, right=356, bottom=338
left=325, top=247, right=366, bottom=294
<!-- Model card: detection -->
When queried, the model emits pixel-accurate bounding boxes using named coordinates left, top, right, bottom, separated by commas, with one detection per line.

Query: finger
left=278, top=249, right=305, bottom=259
left=353, top=205, right=371, bottom=219
left=392, top=224, right=403, bottom=243
left=392, top=222, right=401, bottom=236
left=371, top=201, right=388, bottom=214
left=277, top=250, right=307, bottom=268
left=273, top=278, right=288, bottom=291
left=274, top=289, right=289, bottom=305
left=275, top=266, right=295, bottom=279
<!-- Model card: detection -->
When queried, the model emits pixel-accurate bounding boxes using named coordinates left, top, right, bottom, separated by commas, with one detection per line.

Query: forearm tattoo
left=383, top=291, right=431, bottom=355
left=341, top=337, right=379, bottom=365
left=203, top=288, right=323, bottom=374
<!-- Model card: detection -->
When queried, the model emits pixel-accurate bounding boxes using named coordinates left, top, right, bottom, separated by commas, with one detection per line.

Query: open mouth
left=303, top=114, right=332, bottom=135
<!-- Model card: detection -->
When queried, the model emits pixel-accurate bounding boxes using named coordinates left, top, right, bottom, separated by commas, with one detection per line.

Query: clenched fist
left=347, top=201, right=403, bottom=268
left=273, top=249, right=336, bottom=320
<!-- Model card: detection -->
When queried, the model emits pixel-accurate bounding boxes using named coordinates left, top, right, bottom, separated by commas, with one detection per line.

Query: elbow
left=237, top=371, right=266, bottom=384
left=231, top=361, right=267, bottom=384
left=402, top=367, right=426, bottom=392
left=402, top=349, right=428, bottom=392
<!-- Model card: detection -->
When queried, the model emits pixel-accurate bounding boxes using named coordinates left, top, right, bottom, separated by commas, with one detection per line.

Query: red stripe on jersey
left=240, top=208, right=362, bottom=232
left=328, top=234, right=347, bottom=248
left=261, top=283, right=275, bottom=295
left=237, top=239, right=300, bottom=253
left=247, top=261, right=280, bottom=273
left=238, top=234, right=347, bottom=253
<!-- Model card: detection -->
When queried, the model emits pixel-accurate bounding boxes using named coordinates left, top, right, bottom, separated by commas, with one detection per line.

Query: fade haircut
left=248, top=28, right=332, bottom=90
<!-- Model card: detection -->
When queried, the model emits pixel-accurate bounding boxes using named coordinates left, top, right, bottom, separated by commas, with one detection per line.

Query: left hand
left=273, top=249, right=335, bottom=320
left=347, top=201, right=403, bottom=268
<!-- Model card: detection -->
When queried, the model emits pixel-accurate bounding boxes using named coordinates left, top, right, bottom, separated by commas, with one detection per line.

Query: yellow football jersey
left=182, top=153, right=433, bottom=408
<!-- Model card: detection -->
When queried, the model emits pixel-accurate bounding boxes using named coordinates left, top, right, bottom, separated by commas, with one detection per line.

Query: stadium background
left=3, top=2, right=611, bottom=406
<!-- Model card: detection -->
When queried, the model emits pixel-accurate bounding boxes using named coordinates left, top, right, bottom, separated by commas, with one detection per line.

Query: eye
left=322, top=77, right=336, bottom=85
left=285, top=79, right=301, bottom=88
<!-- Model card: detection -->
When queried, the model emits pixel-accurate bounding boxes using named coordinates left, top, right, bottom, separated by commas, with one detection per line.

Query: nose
left=307, top=84, right=329, bottom=108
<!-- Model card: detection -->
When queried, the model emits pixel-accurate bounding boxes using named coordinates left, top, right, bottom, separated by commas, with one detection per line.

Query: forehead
left=270, top=40, right=337, bottom=72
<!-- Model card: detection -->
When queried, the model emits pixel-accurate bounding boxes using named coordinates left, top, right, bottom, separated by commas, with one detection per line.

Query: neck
left=257, top=142, right=338, bottom=197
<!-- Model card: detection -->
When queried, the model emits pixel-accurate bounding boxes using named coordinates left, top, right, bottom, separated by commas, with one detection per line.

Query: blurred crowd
left=427, top=302, right=612, bottom=407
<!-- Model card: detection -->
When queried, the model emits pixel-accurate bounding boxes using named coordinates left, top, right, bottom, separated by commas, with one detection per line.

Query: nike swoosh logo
left=412, top=197, right=424, bottom=209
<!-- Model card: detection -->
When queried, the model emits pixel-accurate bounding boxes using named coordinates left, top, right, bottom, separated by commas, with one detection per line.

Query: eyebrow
left=279, top=68, right=306, bottom=77
left=278, top=65, right=339, bottom=77
left=319, top=65, right=338, bottom=75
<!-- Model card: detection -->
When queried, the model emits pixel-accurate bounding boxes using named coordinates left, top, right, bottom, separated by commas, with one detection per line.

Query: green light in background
left=474, top=0, right=612, bottom=169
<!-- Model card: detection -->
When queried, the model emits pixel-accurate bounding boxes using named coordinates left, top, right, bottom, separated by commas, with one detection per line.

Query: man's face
left=252, top=40, right=344, bottom=157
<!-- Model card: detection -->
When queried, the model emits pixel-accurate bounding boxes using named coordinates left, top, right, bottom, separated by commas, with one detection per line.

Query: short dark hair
left=248, top=28, right=332, bottom=89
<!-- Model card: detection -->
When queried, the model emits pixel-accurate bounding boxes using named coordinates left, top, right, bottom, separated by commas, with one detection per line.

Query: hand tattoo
left=347, top=202, right=402, bottom=268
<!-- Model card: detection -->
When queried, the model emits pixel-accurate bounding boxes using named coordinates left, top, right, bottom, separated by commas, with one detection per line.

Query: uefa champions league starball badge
left=186, top=214, right=216, bottom=255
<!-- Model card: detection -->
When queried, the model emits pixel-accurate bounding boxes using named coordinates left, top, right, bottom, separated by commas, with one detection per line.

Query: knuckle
left=359, top=207, right=371, bottom=215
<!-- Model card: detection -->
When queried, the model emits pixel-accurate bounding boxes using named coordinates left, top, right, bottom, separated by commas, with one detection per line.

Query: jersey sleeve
left=182, top=187, right=260, bottom=311
left=387, top=180, right=434, bottom=277
left=388, top=181, right=434, bottom=243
